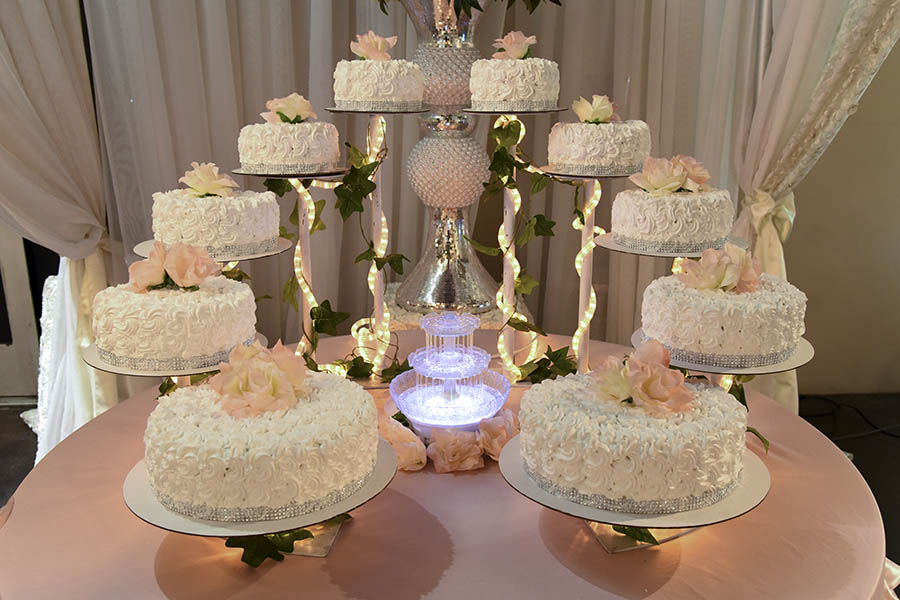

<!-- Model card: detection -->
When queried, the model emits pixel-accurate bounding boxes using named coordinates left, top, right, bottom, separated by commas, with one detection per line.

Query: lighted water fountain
left=390, top=312, right=510, bottom=438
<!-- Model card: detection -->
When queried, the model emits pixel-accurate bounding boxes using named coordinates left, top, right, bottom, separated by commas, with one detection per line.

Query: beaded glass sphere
left=406, top=134, right=490, bottom=209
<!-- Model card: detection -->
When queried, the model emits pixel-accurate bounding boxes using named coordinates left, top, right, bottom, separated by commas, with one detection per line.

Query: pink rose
left=379, top=414, right=426, bottom=471
left=676, top=243, right=761, bottom=293
left=163, top=243, right=220, bottom=288
left=630, top=339, right=670, bottom=367
left=260, top=93, right=317, bottom=124
left=426, top=428, right=484, bottom=473
left=591, top=355, right=631, bottom=402
left=126, top=241, right=166, bottom=292
left=178, top=161, right=239, bottom=197
left=723, top=243, right=762, bottom=293
left=269, top=340, right=309, bottom=396
left=350, top=30, right=397, bottom=61
left=629, top=157, right=687, bottom=196
left=624, top=358, right=693, bottom=416
left=476, top=408, right=519, bottom=461
left=672, top=155, right=711, bottom=192
left=492, top=31, right=537, bottom=60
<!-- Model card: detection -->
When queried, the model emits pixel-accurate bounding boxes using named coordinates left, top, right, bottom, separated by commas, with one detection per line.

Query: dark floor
left=0, top=396, right=897, bottom=562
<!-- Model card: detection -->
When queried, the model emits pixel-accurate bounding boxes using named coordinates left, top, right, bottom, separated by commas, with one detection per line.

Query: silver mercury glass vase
left=395, top=0, right=497, bottom=314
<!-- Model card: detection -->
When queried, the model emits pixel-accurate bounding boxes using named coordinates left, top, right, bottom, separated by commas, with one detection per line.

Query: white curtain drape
left=0, top=0, right=117, bottom=460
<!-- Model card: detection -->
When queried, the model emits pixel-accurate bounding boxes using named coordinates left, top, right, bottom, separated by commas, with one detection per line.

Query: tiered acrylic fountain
left=390, top=312, right=509, bottom=438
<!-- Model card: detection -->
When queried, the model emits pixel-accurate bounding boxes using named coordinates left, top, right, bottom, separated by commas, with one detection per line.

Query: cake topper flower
left=350, top=30, right=397, bottom=61
left=572, top=95, right=616, bottom=124
left=260, top=93, right=317, bottom=124
left=179, top=162, right=239, bottom=198
left=379, top=412, right=426, bottom=471
left=426, top=428, right=484, bottom=473
left=126, top=242, right=220, bottom=293
left=492, top=31, right=537, bottom=60
left=676, top=243, right=762, bottom=293
left=210, top=340, right=310, bottom=419
left=672, top=155, right=711, bottom=192
left=476, top=408, right=519, bottom=461
left=629, top=157, right=687, bottom=196
left=591, top=340, right=693, bottom=416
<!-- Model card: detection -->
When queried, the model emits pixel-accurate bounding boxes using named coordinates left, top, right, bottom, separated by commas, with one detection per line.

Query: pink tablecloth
left=0, top=337, right=887, bottom=599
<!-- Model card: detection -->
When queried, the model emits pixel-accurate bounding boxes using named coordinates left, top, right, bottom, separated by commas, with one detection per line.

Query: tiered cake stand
left=132, top=238, right=294, bottom=263
left=594, top=233, right=749, bottom=258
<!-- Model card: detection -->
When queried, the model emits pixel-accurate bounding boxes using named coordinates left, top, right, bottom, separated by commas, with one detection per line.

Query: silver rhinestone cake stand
left=123, top=438, right=397, bottom=557
left=133, top=237, right=294, bottom=262
left=498, top=435, right=770, bottom=552
left=595, top=233, right=750, bottom=259
left=631, top=329, right=815, bottom=375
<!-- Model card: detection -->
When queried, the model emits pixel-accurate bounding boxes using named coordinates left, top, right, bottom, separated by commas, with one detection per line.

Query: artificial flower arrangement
left=629, top=155, right=712, bottom=196
left=572, top=94, right=617, bottom=124
left=676, top=243, right=762, bottom=294
left=260, top=92, right=318, bottom=124
left=350, top=30, right=398, bottom=61
left=492, top=31, right=537, bottom=59
left=127, top=241, right=220, bottom=293
left=179, top=161, right=239, bottom=197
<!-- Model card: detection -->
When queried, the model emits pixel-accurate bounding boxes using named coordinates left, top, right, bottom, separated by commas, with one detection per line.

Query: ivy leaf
left=391, top=410, right=412, bottom=428
left=375, top=253, right=409, bottom=275
left=533, top=214, right=555, bottom=237
left=488, top=147, right=524, bottom=181
left=321, top=513, right=352, bottom=527
left=517, top=361, right=539, bottom=381
left=158, top=377, right=177, bottom=397
left=506, top=317, right=546, bottom=336
left=516, top=216, right=536, bottom=246
left=515, top=272, right=539, bottom=295
left=289, top=198, right=299, bottom=227
left=334, top=157, right=378, bottom=222
left=464, top=236, right=501, bottom=256
left=746, top=426, right=770, bottom=453
left=612, top=525, right=659, bottom=545
left=310, top=199, right=327, bottom=234
left=346, top=143, right=369, bottom=169
left=518, top=346, right=576, bottom=384
left=344, top=356, right=374, bottom=379
left=574, top=207, right=585, bottom=226
left=303, top=352, right=320, bottom=372
left=490, top=120, right=522, bottom=150
left=264, top=178, right=292, bottom=197
left=530, top=171, right=550, bottom=194
left=355, top=241, right=376, bottom=264
left=225, top=535, right=284, bottom=568
left=255, top=294, right=272, bottom=303
left=381, top=358, right=412, bottom=383
left=730, top=382, right=748, bottom=410
left=189, top=370, right=219, bottom=386
left=310, top=299, right=350, bottom=336
left=281, top=275, right=299, bottom=312
left=334, top=184, right=367, bottom=221
left=480, top=176, right=505, bottom=204
left=278, top=225, right=296, bottom=241
left=222, top=266, right=251, bottom=282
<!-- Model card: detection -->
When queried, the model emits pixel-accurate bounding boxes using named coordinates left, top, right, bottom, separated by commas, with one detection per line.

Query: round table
left=0, top=336, right=887, bottom=599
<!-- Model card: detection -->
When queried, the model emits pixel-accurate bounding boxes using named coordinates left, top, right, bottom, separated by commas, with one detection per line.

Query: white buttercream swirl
left=237, top=122, right=340, bottom=173
left=469, top=58, right=559, bottom=109
left=612, top=188, right=733, bottom=246
left=548, top=121, right=651, bottom=171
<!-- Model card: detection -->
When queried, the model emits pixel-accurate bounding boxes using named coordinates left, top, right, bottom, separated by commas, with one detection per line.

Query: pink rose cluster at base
left=591, top=340, right=693, bottom=417
left=629, top=155, right=712, bottom=195
left=127, top=241, right=220, bottom=292
left=676, top=242, right=762, bottom=293
left=209, top=341, right=309, bottom=419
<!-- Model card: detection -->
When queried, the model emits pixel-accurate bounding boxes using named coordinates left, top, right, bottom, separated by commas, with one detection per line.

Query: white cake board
left=537, top=166, right=638, bottom=180
left=232, top=167, right=349, bottom=179
left=630, top=329, right=815, bottom=375
left=499, top=435, right=770, bottom=529
left=594, top=233, right=749, bottom=258
left=123, top=439, right=397, bottom=538
left=83, top=333, right=268, bottom=378
left=462, top=107, right=567, bottom=115
left=326, top=107, right=428, bottom=115
left=133, top=238, right=293, bottom=262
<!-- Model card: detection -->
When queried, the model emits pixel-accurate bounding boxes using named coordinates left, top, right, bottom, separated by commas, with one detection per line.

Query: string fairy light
left=571, top=180, right=605, bottom=370
left=288, top=178, right=320, bottom=356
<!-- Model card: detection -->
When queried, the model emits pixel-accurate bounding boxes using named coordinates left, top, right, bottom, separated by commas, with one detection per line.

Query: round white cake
left=333, top=59, right=425, bottom=111
left=612, top=188, right=734, bottom=253
left=548, top=121, right=651, bottom=177
left=519, top=373, right=747, bottom=513
left=91, top=276, right=256, bottom=370
left=152, top=189, right=279, bottom=259
left=237, top=122, right=340, bottom=175
left=469, top=58, right=559, bottom=112
left=642, top=274, right=807, bottom=368
left=144, top=371, right=378, bottom=521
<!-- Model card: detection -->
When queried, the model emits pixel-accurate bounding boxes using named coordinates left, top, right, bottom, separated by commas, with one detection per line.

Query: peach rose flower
left=350, top=30, right=397, bottom=61
left=629, top=157, right=687, bottom=196
left=724, top=243, right=762, bottom=293
left=178, top=161, right=239, bottom=197
left=426, top=428, right=484, bottom=473
left=476, top=408, right=519, bottom=461
left=677, top=243, right=761, bottom=293
left=572, top=95, right=615, bottom=124
left=672, top=155, right=711, bottom=192
left=492, top=31, right=537, bottom=60
left=625, top=357, right=693, bottom=416
left=630, top=339, right=670, bottom=367
left=163, top=243, right=220, bottom=288
left=591, top=355, right=631, bottom=402
left=379, top=414, right=426, bottom=472
left=269, top=340, right=309, bottom=397
left=260, top=93, right=317, bottom=124
left=126, top=241, right=166, bottom=292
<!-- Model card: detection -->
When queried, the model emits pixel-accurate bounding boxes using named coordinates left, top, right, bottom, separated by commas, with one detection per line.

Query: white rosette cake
left=642, top=244, right=807, bottom=368
left=548, top=95, right=651, bottom=176
left=144, top=342, right=378, bottom=522
left=520, top=341, right=747, bottom=514
left=469, top=31, right=559, bottom=112
left=152, top=162, right=279, bottom=259
left=612, top=156, right=734, bottom=253
left=91, top=243, right=256, bottom=371
left=333, top=31, right=425, bottom=111
left=238, top=93, right=340, bottom=175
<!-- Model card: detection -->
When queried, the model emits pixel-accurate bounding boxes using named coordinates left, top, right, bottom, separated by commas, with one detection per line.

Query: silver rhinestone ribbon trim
left=637, top=330, right=797, bottom=369
left=153, top=463, right=376, bottom=522
left=239, top=162, right=339, bottom=175
left=548, top=162, right=643, bottom=177
left=524, top=462, right=742, bottom=514
left=469, top=99, right=558, bottom=112
left=334, top=99, right=424, bottom=112
left=96, top=337, right=256, bottom=371
left=194, top=238, right=277, bottom=260
left=613, top=234, right=728, bottom=254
